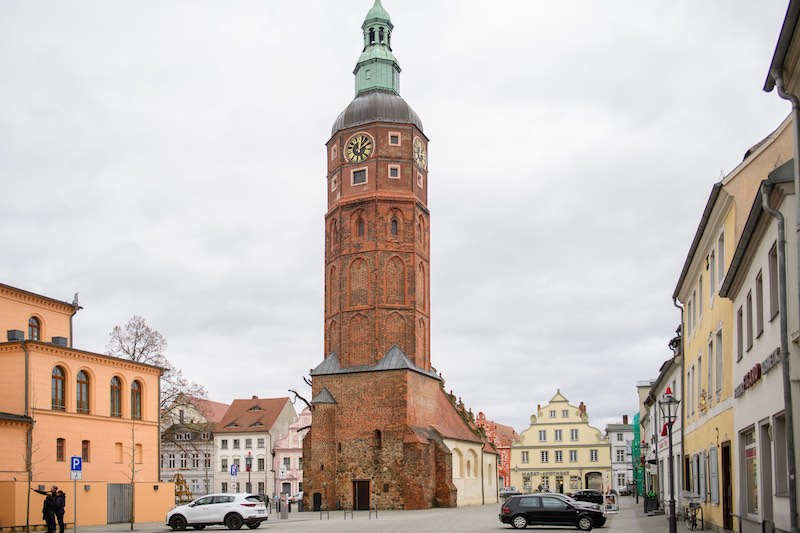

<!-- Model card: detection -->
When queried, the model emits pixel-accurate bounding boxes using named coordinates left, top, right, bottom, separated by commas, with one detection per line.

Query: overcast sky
left=1, top=1, right=792, bottom=433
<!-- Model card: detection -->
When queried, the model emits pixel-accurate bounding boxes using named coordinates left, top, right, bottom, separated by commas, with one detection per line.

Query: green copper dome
left=331, top=1, right=423, bottom=137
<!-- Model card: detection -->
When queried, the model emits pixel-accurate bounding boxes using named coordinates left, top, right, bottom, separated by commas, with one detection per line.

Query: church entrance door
left=352, top=480, right=370, bottom=510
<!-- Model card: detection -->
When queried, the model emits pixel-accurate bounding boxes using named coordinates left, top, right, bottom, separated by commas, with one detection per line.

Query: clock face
left=413, top=137, right=426, bottom=170
left=346, top=134, right=374, bottom=163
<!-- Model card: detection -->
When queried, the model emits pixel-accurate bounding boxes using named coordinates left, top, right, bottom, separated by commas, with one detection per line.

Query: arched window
left=51, top=366, right=66, bottom=410
left=76, top=371, right=90, bottom=413
left=391, top=218, right=398, bottom=236
left=357, top=218, right=365, bottom=237
left=379, top=27, right=385, bottom=43
left=374, top=430, right=382, bottom=449
left=28, top=316, right=41, bottom=341
left=110, top=377, right=122, bottom=417
left=131, top=380, right=142, bottom=420
left=369, top=28, right=375, bottom=44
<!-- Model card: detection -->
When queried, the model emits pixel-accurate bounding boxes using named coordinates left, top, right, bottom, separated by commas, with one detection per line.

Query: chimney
left=7, top=330, right=24, bottom=341
left=623, top=414, right=629, bottom=425
left=251, top=395, right=258, bottom=399
left=51, top=337, right=68, bottom=347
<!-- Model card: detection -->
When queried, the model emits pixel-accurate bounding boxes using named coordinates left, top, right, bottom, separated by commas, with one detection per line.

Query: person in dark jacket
left=55, top=490, right=66, bottom=533
left=32, top=487, right=57, bottom=533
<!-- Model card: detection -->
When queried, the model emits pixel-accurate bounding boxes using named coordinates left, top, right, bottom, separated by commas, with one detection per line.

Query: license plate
left=257, top=510, right=265, bottom=514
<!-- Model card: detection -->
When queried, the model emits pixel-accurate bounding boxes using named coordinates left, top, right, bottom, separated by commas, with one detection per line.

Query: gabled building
left=0, top=283, right=173, bottom=527
left=510, top=391, right=611, bottom=493
left=673, top=116, right=793, bottom=531
left=212, top=396, right=296, bottom=497
left=719, top=160, right=798, bottom=533
left=476, top=412, right=519, bottom=489
left=160, top=395, right=229, bottom=498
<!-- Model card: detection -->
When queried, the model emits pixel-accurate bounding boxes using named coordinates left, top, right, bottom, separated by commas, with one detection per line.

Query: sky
left=0, top=1, right=793, bottom=434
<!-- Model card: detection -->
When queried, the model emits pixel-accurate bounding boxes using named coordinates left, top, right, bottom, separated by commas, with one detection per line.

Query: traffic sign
left=70, top=471, right=82, bottom=480
left=71, top=456, right=82, bottom=472
left=230, top=464, right=238, bottom=477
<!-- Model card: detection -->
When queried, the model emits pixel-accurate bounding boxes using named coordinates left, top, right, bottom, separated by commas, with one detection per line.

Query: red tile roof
left=193, top=398, right=231, bottom=423
left=430, top=389, right=484, bottom=444
left=214, top=397, right=292, bottom=434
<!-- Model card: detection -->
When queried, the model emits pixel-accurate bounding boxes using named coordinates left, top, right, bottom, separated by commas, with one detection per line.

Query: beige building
left=510, top=391, right=611, bottom=493
left=0, top=283, right=174, bottom=527
left=673, top=117, right=793, bottom=531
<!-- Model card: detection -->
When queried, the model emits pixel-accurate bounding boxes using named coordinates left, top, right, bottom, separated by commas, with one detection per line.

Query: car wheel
left=511, top=514, right=528, bottom=529
left=226, top=514, right=244, bottom=530
left=169, top=515, right=188, bottom=531
left=577, top=515, right=594, bottom=531
left=246, top=524, right=260, bottom=530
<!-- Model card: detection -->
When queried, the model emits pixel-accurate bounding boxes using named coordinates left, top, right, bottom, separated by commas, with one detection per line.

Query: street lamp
left=659, top=387, right=680, bottom=533
left=245, top=452, right=253, bottom=493
left=640, top=440, right=649, bottom=494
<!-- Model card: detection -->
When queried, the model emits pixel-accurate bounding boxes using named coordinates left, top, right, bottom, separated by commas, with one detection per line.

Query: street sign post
left=70, top=456, right=82, bottom=532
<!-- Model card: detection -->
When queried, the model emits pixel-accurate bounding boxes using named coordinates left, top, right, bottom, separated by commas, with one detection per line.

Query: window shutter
left=692, top=454, right=699, bottom=493
left=699, top=450, right=707, bottom=501
left=709, top=447, right=719, bottom=504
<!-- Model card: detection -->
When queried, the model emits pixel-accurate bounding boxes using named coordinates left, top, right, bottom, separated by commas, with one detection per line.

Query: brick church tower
left=302, top=0, right=492, bottom=511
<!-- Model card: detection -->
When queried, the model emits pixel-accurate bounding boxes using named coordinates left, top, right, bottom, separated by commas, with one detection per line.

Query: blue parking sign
left=71, top=456, right=82, bottom=471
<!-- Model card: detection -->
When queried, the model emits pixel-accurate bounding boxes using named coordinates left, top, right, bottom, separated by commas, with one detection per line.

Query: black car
left=568, top=489, right=604, bottom=506
left=499, top=493, right=605, bottom=530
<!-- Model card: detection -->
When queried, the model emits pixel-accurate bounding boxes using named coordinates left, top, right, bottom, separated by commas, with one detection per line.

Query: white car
left=166, top=493, right=268, bottom=530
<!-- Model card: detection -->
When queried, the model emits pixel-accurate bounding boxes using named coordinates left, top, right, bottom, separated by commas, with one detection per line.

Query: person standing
left=55, top=490, right=66, bottom=533
left=31, top=487, right=58, bottom=533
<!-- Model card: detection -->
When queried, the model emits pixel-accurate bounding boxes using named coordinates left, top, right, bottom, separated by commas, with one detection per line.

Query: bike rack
left=369, top=504, right=378, bottom=519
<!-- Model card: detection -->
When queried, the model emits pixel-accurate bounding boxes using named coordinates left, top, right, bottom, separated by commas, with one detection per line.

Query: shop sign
left=734, top=348, right=781, bottom=398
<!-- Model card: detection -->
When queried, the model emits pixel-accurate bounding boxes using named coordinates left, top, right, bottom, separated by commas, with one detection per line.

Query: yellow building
left=673, top=117, right=793, bottom=531
left=0, top=283, right=174, bottom=527
left=510, top=391, right=611, bottom=493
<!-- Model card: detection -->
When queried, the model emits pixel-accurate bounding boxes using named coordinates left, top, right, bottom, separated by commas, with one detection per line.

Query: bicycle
left=684, top=498, right=701, bottom=530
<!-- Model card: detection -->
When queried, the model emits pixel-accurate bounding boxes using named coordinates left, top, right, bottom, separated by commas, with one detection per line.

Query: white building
left=212, top=396, right=297, bottom=497
left=720, top=161, right=799, bottom=533
left=161, top=396, right=230, bottom=498
left=605, top=417, right=633, bottom=493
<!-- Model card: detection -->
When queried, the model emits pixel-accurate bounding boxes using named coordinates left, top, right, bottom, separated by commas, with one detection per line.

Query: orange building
left=0, top=283, right=174, bottom=527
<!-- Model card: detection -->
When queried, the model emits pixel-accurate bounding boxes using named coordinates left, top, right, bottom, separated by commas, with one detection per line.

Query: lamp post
left=245, top=452, right=253, bottom=493
left=640, top=440, right=649, bottom=493
left=659, top=387, right=680, bottom=533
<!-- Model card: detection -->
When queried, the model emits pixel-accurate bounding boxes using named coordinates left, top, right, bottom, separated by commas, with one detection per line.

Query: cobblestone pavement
left=69, top=493, right=672, bottom=533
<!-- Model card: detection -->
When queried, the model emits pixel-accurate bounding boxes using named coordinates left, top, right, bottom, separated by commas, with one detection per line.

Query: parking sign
left=71, top=456, right=82, bottom=472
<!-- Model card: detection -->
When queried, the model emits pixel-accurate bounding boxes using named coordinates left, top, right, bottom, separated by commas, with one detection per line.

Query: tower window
left=388, top=133, right=400, bottom=146
left=379, top=27, right=385, bottom=43
left=388, top=165, right=400, bottom=179
left=330, top=143, right=338, bottom=161
left=353, top=169, right=367, bottom=185
left=331, top=174, right=339, bottom=192
left=369, top=28, right=375, bottom=44
left=365, top=69, right=371, bottom=80
left=391, top=219, right=398, bottom=236
left=357, top=219, right=365, bottom=237
left=417, top=172, right=424, bottom=188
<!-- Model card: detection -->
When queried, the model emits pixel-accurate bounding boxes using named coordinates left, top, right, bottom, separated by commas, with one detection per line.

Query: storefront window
left=743, top=429, right=758, bottom=514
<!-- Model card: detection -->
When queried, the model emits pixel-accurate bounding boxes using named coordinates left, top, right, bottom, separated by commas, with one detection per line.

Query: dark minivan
left=499, top=493, right=605, bottom=530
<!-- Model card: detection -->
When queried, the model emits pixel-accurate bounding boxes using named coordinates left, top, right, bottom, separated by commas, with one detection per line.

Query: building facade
left=720, top=160, right=798, bottom=533
left=303, top=0, right=497, bottom=511
left=476, top=412, right=519, bottom=489
left=273, top=407, right=311, bottom=497
left=673, top=116, right=793, bottom=531
left=605, top=417, right=634, bottom=494
left=160, top=396, right=229, bottom=499
left=0, top=283, right=173, bottom=527
left=510, top=391, right=611, bottom=493
left=212, top=396, right=296, bottom=497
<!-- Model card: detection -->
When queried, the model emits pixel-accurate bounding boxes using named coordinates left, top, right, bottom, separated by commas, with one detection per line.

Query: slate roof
left=311, top=388, right=337, bottom=405
left=214, top=397, right=291, bottom=434
left=310, top=345, right=440, bottom=379
left=331, top=90, right=424, bottom=137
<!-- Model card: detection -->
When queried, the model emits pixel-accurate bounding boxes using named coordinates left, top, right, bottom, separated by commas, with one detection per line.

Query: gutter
left=760, top=183, right=798, bottom=533
left=764, top=1, right=800, bottom=92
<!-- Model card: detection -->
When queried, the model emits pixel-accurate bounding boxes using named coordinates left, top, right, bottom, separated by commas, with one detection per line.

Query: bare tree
left=105, top=316, right=207, bottom=417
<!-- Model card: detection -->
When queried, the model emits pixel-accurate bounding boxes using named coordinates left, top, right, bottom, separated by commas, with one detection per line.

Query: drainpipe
left=761, top=182, right=798, bottom=533
left=21, top=339, right=33, bottom=531
left=672, top=297, right=685, bottom=492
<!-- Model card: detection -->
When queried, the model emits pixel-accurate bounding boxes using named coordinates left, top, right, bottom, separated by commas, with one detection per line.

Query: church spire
left=354, top=0, right=401, bottom=96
